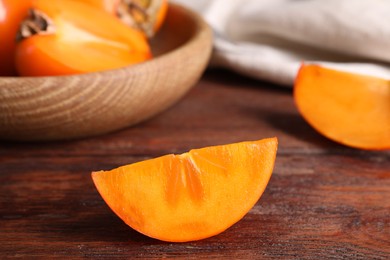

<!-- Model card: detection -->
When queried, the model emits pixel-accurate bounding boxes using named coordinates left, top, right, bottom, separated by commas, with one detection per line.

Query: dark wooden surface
left=1, top=69, right=389, bottom=259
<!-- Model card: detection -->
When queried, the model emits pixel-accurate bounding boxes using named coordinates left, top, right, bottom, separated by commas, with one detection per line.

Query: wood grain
left=1, top=70, right=389, bottom=259
left=0, top=3, right=212, bottom=141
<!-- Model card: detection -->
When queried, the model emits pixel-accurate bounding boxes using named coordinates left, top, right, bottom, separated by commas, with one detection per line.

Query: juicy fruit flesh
left=81, top=0, right=168, bottom=37
left=294, top=64, right=390, bottom=150
left=16, top=0, right=151, bottom=76
left=117, top=0, right=168, bottom=37
left=92, top=138, right=278, bottom=242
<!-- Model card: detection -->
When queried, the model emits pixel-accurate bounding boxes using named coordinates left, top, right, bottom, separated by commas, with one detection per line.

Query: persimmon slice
left=294, top=64, right=390, bottom=150
left=92, top=138, right=278, bottom=242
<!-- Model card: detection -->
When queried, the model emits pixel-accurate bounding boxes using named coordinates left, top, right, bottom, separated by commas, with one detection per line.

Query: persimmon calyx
left=117, top=0, right=163, bottom=37
left=16, top=9, right=55, bottom=42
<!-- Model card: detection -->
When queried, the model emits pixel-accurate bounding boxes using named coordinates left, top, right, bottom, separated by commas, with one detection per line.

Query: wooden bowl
left=0, top=3, right=212, bottom=141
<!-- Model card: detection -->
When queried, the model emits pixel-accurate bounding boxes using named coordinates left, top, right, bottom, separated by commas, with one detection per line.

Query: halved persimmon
left=82, top=0, right=168, bottom=38
left=92, top=138, right=278, bottom=242
left=294, top=64, right=390, bottom=150
left=15, top=0, right=151, bottom=76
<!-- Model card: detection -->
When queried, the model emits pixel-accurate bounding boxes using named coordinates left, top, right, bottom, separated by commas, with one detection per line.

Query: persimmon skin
left=15, top=0, right=152, bottom=76
left=92, top=138, right=278, bottom=242
left=0, top=0, right=31, bottom=76
left=294, top=64, right=390, bottom=150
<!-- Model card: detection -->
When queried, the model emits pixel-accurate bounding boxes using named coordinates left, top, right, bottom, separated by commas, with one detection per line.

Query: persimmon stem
left=16, top=9, right=55, bottom=42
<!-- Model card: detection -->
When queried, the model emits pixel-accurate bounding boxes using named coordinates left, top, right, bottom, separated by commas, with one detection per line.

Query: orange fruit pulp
left=81, top=0, right=168, bottom=38
left=294, top=64, right=390, bottom=150
left=15, top=0, right=151, bottom=76
left=92, top=137, right=278, bottom=242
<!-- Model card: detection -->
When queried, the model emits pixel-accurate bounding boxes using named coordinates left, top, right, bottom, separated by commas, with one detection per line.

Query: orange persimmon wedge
left=92, top=138, right=278, bottom=242
left=294, top=64, right=390, bottom=150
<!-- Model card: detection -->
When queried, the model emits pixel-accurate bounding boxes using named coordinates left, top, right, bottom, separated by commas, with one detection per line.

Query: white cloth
left=172, top=0, right=390, bottom=86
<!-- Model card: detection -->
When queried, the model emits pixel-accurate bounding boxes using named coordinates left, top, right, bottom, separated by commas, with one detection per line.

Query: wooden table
left=1, top=69, right=389, bottom=259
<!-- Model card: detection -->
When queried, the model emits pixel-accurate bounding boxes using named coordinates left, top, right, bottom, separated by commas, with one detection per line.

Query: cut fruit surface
left=81, top=0, right=168, bottom=38
left=294, top=64, right=390, bottom=150
left=15, top=0, right=151, bottom=76
left=92, top=138, right=278, bottom=242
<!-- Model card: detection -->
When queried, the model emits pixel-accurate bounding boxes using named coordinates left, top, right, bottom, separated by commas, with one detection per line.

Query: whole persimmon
left=0, top=0, right=31, bottom=76
left=15, top=0, right=152, bottom=76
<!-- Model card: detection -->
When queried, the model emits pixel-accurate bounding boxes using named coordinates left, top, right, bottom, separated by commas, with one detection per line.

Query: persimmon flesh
left=294, top=64, right=390, bottom=150
left=81, top=0, right=118, bottom=14
left=92, top=138, right=278, bottom=242
left=15, top=0, right=151, bottom=76
left=83, top=0, right=168, bottom=37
